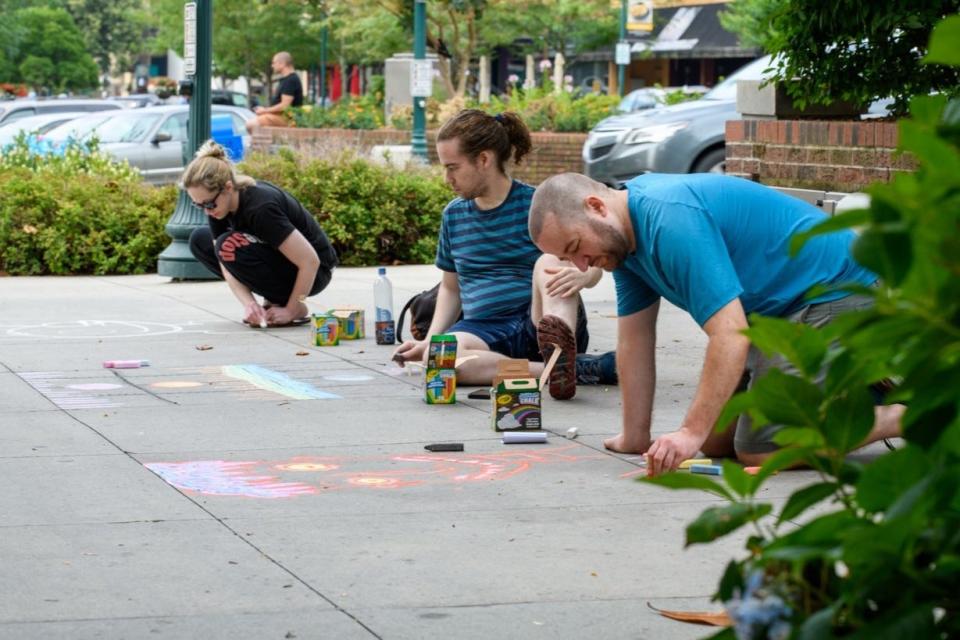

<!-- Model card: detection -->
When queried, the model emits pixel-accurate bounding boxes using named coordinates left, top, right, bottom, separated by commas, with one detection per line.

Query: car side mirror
left=151, top=131, right=173, bottom=145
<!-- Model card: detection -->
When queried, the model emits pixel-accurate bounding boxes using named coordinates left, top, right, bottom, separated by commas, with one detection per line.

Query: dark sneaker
left=575, top=351, right=618, bottom=386
left=537, top=314, right=578, bottom=400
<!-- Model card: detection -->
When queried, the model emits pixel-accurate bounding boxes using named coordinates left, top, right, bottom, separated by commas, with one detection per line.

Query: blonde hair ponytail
left=179, top=139, right=255, bottom=191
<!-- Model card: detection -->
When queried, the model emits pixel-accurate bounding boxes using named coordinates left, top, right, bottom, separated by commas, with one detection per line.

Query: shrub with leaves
left=290, top=93, right=384, bottom=130
left=642, top=16, right=960, bottom=639
left=468, top=86, right=620, bottom=133
left=239, top=148, right=452, bottom=266
left=0, top=138, right=175, bottom=275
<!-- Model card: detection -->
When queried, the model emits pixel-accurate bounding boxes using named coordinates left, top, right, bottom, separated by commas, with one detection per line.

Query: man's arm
left=392, top=270, right=462, bottom=363
left=646, top=298, right=751, bottom=475
left=603, top=302, right=659, bottom=454
left=256, top=94, right=294, bottom=115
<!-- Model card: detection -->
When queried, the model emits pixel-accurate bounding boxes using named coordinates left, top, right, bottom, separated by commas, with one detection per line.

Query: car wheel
left=692, top=147, right=726, bottom=174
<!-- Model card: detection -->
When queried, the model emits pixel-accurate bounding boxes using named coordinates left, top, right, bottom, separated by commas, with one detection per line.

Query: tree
left=149, top=0, right=322, bottom=101
left=63, top=0, right=148, bottom=76
left=9, top=7, right=99, bottom=93
left=720, top=0, right=960, bottom=116
left=482, top=0, right=618, bottom=66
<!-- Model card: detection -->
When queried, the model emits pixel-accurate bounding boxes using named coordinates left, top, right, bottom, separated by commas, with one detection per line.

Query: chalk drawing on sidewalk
left=150, top=381, right=205, bottom=389
left=1, top=320, right=248, bottom=340
left=19, top=371, right=125, bottom=410
left=221, top=364, right=341, bottom=400
left=3, top=320, right=186, bottom=339
left=144, top=447, right=602, bottom=499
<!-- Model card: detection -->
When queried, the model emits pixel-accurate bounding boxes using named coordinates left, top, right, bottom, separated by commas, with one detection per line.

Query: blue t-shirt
left=435, top=181, right=540, bottom=319
left=613, top=174, right=876, bottom=326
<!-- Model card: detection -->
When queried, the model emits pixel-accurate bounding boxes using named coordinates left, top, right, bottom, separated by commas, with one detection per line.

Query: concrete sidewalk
left=0, top=266, right=837, bottom=639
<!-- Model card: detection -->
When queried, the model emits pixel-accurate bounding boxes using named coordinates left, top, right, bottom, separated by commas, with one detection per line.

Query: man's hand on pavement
left=603, top=432, right=652, bottom=455
left=392, top=339, right=426, bottom=366
left=645, top=428, right=706, bottom=476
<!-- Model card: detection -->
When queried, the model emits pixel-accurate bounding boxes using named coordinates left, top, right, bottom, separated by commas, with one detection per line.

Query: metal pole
left=158, top=0, right=213, bottom=279
left=320, top=12, right=328, bottom=107
left=411, top=0, right=427, bottom=160
left=618, top=0, right=627, bottom=97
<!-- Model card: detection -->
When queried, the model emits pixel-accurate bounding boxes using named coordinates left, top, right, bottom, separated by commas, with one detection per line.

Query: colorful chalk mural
left=145, top=446, right=602, bottom=499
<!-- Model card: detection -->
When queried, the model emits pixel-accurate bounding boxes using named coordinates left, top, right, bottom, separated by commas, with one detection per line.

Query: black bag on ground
left=396, top=284, right=463, bottom=342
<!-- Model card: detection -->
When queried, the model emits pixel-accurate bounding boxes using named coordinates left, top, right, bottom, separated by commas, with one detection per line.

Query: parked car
left=0, top=112, right=89, bottom=151
left=616, top=85, right=708, bottom=113
left=583, top=56, right=773, bottom=185
left=108, top=94, right=165, bottom=108
left=39, top=105, right=255, bottom=185
left=0, top=98, right=123, bottom=126
left=212, top=90, right=250, bottom=108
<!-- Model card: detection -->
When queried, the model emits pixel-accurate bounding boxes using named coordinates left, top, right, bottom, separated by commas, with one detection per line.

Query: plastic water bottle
left=374, top=267, right=395, bottom=345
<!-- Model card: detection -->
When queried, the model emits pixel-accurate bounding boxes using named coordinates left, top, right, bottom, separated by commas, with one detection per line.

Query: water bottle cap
left=378, top=267, right=386, bottom=275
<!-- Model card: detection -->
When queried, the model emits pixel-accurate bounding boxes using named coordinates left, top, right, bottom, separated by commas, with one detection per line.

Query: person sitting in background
left=245, top=51, right=302, bottom=133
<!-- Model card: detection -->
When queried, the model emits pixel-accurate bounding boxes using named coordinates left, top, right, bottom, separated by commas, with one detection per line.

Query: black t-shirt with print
left=209, top=181, right=337, bottom=268
left=272, top=73, right=303, bottom=107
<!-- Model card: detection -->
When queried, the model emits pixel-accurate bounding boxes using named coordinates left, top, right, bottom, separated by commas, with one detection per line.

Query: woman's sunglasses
left=193, top=188, right=222, bottom=210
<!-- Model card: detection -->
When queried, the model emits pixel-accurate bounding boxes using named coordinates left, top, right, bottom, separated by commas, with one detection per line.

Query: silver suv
left=583, top=56, right=771, bottom=186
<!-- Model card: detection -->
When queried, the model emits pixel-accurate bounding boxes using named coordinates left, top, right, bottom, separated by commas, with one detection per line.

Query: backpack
left=396, top=283, right=463, bottom=342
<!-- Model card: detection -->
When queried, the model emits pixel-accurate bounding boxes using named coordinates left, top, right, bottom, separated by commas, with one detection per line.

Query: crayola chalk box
left=425, top=334, right=457, bottom=404
left=313, top=312, right=340, bottom=346
left=329, top=307, right=365, bottom=340
left=491, top=359, right=541, bottom=431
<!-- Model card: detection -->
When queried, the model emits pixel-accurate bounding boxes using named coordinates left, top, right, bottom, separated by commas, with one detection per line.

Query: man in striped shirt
left=392, top=110, right=617, bottom=399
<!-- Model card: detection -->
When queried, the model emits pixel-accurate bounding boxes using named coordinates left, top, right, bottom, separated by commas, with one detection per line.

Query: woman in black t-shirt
left=183, top=140, right=337, bottom=327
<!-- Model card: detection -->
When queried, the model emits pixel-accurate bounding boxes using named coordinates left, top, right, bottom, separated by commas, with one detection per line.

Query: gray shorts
left=734, top=292, right=875, bottom=454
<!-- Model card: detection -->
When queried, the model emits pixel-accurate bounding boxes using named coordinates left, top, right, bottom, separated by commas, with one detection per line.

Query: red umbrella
left=330, top=64, right=342, bottom=102
left=349, top=65, right=361, bottom=96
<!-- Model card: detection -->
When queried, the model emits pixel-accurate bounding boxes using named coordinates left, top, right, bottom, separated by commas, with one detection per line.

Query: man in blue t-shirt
left=528, top=172, right=903, bottom=473
left=392, top=110, right=617, bottom=399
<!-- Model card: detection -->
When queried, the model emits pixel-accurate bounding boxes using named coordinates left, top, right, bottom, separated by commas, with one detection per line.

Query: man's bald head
left=529, top=172, right=611, bottom=242
left=273, top=51, right=294, bottom=69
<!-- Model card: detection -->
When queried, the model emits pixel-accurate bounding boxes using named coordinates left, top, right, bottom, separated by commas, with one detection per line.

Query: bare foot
left=603, top=433, right=651, bottom=454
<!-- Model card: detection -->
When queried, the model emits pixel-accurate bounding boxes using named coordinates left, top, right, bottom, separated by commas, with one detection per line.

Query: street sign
left=183, top=2, right=197, bottom=76
left=627, top=0, right=654, bottom=33
left=410, top=59, right=433, bottom=98
left=615, top=42, right=631, bottom=66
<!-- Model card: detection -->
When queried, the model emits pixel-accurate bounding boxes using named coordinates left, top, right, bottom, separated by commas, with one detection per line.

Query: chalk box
left=312, top=312, right=340, bottom=346
left=329, top=307, right=365, bottom=340
left=425, top=334, right=457, bottom=404
left=489, top=351, right=560, bottom=431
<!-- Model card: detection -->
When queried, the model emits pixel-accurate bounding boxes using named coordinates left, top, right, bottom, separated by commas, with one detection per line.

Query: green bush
left=240, top=148, right=452, bottom=266
left=0, top=139, right=176, bottom=275
left=643, top=17, right=960, bottom=638
left=290, top=93, right=384, bottom=130
left=468, top=87, right=620, bottom=133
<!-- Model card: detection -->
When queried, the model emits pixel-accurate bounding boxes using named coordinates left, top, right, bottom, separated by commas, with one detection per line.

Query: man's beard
left=586, top=217, right=630, bottom=270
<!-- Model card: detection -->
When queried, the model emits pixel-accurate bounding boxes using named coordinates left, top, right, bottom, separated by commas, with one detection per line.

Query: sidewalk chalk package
left=329, top=306, right=365, bottom=340
left=490, top=349, right=560, bottom=431
left=425, top=334, right=457, bottom=404
left=313, top=312, right=340, bottom=346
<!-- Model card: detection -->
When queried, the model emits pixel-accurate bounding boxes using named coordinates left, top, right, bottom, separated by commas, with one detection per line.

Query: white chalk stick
left=501, top=431, right=548, bottom=444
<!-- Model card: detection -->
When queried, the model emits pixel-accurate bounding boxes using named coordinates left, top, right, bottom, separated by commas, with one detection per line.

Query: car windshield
left=702, top=55, right=773, bottom=101
left=44, top=114, right=115, bottom=143
left=85, top=113, right=162, bottom=143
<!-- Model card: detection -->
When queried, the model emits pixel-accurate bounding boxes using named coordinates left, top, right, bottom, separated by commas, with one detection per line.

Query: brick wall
left=725, top=120, right=915, bottom=192
left=251, top=127, right=587, bottom=186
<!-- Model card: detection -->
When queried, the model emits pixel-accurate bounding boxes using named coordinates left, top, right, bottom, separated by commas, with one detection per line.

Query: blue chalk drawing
left=221, top=364, right=341, bottom=400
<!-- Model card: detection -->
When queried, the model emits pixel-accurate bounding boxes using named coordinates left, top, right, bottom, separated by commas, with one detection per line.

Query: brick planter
left=251, top=127, right=588, bottom=186
left=725, top=120, right=915, bottom=192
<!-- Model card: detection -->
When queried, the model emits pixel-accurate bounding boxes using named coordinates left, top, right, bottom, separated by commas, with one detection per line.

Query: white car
left=0, top=112, right=89, bottom=151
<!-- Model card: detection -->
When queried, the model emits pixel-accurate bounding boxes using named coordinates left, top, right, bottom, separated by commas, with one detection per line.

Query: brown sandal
left=537, top=314, right=577, bottom=400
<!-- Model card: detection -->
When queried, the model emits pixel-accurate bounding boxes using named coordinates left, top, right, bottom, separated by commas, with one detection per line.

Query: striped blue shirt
left=435, top=181, right=540, bottom=319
